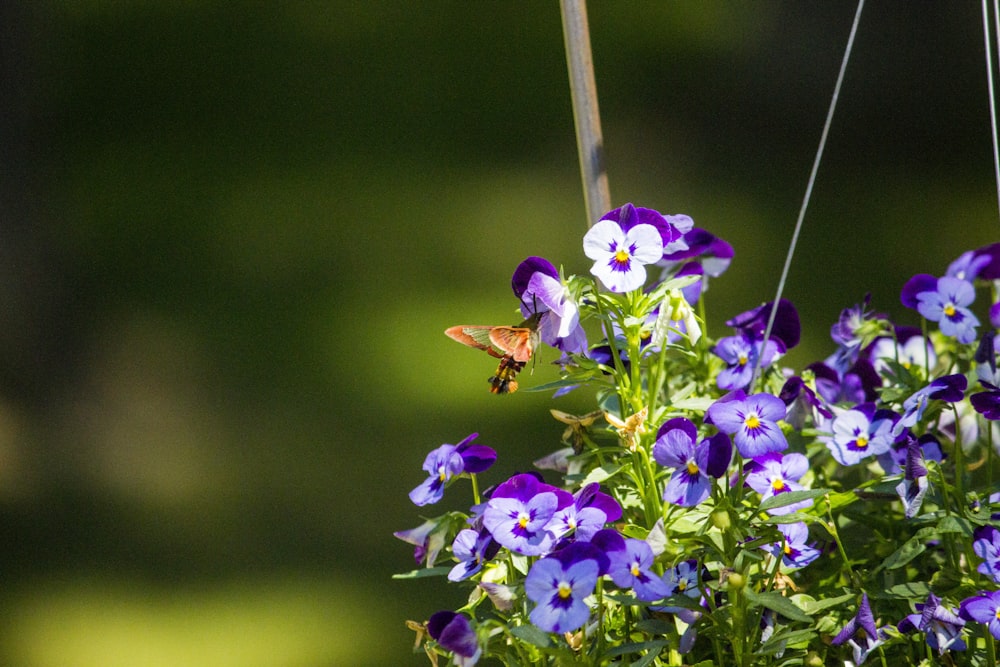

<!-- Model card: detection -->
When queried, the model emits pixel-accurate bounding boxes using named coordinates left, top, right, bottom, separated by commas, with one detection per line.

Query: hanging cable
left=749, top=0, right=865, bottom=391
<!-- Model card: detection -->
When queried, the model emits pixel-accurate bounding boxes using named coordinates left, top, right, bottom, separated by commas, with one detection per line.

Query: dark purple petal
left=726, top=299, right=800, bottom=351
left=427, top=611, right=480, bottom=659
left=971, top=390, right=1000, bottom=420
left=512, top=256, right=558, bottom=299
left=901, top=273, right=939, bottom=309
left=929, top=373, right=968, bottom=402
left=704, top=432, right=733, bottom=478
left=574, top=483, right=622, bottom=523
left=602, top=203, right=683, bottom=249
left=656, top=417, right=699, bottom=443
left=550, top=540, right=610, bottom=575
left=974, top=242, right=1000, bottom=280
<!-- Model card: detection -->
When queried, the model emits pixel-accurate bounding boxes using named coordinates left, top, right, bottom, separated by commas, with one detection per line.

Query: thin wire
left=749, top=0, right=865, bottom=390
left=986, top=0, right=1000, bottom=220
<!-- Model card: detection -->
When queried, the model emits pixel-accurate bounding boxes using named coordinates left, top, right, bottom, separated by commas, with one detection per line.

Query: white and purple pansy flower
left=448, top=527, right=500, bottom=582
left=408, top=433, right=497, bottom=506
left=822, top=403, right=899, bottom=466
left=898, top=593, right=966, bottom=655
left=512, top=256, right=587, bottom=354
left=583, top=204, right=665, bottom=293
left=743, top=452, right=811, bottom=515
left=706, top=390, right=789, bottom=459
left=482, top=473, right=573, bottom=557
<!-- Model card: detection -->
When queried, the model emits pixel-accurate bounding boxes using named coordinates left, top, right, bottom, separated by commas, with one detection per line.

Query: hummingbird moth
left=445, top=313, right=541, bottom=394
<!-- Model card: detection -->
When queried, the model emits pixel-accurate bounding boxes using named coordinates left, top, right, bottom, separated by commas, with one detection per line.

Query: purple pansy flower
left=608, top=538, right=672, bottom=601
left=427, top=611, right=481, bottom=667
left=911, top=276, right=980, bottom=344
left=548, top=483, right=621, bottom=543
left=448, top=528, right=500, bottom=582
left=898, top=593, right=966, bottom=654
left=893, top=373, right=968, bottom=436
left=482, top=473, right=573, bottom=556
left=583, top=205, right=665, bottom=293
left=779, top=374, right=834, bottom=430
left=524, top=547, right=601, bottom=633
left=972, top=330, right=1000, bottom=419
left=712, top=332, right=781, bottom=391
left=726, top=299, right=801, bottom=355
left=877, top=432, right=942, bottom=475
left=706, top=390, right=789, bottom=459
left=394, top=517, right=451, bottom=567
left=765, top=522, right=820, bottom=569
left=972, top=525, right=1000, bottom=583
left=810, top=359, right=880, bottom=406
left=831, top=594, right=888, bottom=665
left=959, top=590, right=1000, bottom=640
left=947, top=242, right=1000, bottom=282
left=822, top=404, right=899, bottom=466
left=653, top=418, right=731, bottom=507
left=895, top=437, right=929, bottom=518
left=409, top=433, right=496, bottom=506
left=512, top=257, right=587, bottom=354
left=744, top=452, right=811, bottom=515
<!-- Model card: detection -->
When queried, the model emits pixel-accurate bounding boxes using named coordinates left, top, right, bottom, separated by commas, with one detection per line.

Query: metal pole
left=560, top=0, right=611, bottom=228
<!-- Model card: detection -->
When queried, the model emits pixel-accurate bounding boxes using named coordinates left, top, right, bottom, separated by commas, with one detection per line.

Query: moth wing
left=445, top=325, right=504, bottom=358
left=489, top=327, right=536, bottom=363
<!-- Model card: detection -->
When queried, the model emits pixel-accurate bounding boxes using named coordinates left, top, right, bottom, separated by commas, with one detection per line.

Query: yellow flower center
left=614, top=248, right=630, bottom=265
left=944, top=303, right=956, bottom=317
left=438, top=467, right=447, bottom=482
left=855, top=436, right=868, bottom=450
left=631, top=563, right=641, bottom=577
left=745, top=414, right=760, bottom=430
left=558, top=581, right=573, bottom=599
left=738, top=354, right=748, bottom=366
left=771, top=478, right=786, bottom=492
left=783, top=543, right=792, bottom=556
left=518, top=513, right=530, bottom=529
left=687, top=461, right=700, bottom=475
left=677, top=579, right=687, bottom=592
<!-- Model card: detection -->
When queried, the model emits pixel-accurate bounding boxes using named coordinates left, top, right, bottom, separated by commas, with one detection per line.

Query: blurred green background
left=0, top=3, right=997, bottom=666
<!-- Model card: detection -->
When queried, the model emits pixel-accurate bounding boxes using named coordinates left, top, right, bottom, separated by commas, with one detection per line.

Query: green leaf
left=579, top=464, right=623, bottom=486
left=602, top=640, right=669, bottom=658
left=757, top=627, right=817, bottom=654
left=744, top=589, right=812, bottom=623
left=826, top=489, right=860, bottom=511
left=935, top=514, right=972, bottom=535
left=797, top=592, right=855, bottom=614
left=670, top=396, right=715, bottom=411
left=391, top=566, right=452, bottom=579
left=879, top=581, right=931, bottom=600
left=758, top=488, right=830, bottom=513
left=509, top=624, right=552, bottom=648
left=878, top=535, right=926, bottom=571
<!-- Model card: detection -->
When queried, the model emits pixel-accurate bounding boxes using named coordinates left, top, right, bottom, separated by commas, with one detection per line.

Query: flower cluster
left=397, top=204, right=1000, bottom=666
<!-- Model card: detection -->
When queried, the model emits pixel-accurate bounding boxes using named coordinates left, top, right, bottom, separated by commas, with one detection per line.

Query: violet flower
left=959, top=590, right=1000, bottom=640
left=607, top=538, right=672, bottom=601
left=482, top=473, right=573, bottom=556
left=706, top=390, right=789, bottom=458
left=744, top=452, right=811, bottom=515
left=765, top=522, right=820, bottom=569
left=893, top=373, right=968, bottom=436
left=409, top=433, right=496, bottom=506
left=583, top=204, right=665, bottom=293
left=972, top=525, right=1000, bottom=583
left=653, top=418, right=731, bottom=507
left=524, top=546, right=601, bottom=633
left=904, top=275, right=980, bottom=344
left=712, top=332, right=780, bottom=391
left=448, top=528, right=500, bottom=582
left=898, top=593, right=966, bottom=654
left=831, top=594, right=887, bottom=665
left=822, top=404, right=899, bottom=466
left=427, top=611, right=481, bottom=667
left=512, top=256, right=587, bottom=354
